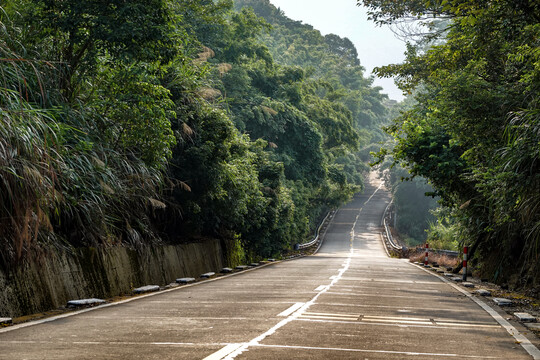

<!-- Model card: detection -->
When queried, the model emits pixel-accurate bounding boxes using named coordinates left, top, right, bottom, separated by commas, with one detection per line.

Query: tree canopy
left=364, top=0, right=540, bottom=287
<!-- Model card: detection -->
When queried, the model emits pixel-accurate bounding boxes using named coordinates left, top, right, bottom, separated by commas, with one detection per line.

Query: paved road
left=1, top=174, right=539, bottom=359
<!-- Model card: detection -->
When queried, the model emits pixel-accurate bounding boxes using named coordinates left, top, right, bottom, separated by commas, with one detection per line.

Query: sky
left=269, top=0, right=406, bottom=101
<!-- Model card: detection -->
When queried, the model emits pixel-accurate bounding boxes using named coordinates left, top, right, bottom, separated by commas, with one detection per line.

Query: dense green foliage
left=365, top=0, right=540, bottom=286
left=0, top=0, right=390, bottom=266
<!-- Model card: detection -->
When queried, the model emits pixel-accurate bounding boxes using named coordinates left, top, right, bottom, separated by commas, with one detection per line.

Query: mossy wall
left=0, top=240, right=223, bottom=318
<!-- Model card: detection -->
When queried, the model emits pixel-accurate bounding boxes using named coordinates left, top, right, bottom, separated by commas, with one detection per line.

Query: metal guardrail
left=412, top=248, right=459, bottom=257
left=295, top=210, right=333, bottom=250
left=381, top=200, right=459, bottom=257
left=435, top=249, right=459, bottom=256
left=382, top=200, right=402, bottom=251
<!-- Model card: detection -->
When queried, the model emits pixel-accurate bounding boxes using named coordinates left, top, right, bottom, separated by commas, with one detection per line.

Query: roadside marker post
left=424, top=243, right=429, bottom=266
left=463, top=246, right=468, bottom=281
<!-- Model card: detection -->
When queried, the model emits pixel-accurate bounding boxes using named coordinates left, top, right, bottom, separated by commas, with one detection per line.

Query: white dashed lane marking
left=202, top=344, right=244, bottom=360
left=277, top=303, right=304, bottom=317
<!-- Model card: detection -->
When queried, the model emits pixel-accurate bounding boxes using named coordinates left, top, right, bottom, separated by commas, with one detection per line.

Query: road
left=1, top=173, right=539, bottom=359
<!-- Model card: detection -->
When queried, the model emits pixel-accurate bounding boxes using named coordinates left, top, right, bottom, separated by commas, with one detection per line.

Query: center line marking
left=277, top=303, right=304, bottom=317
left=314, top=285, right=326, bottom=291
left=205, top=183, right=379, bottom=360
left=203, top=344, right=244, bottom=360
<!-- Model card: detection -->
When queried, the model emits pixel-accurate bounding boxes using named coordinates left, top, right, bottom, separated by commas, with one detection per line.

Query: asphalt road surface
left=1, top=173, right=539, bottom=359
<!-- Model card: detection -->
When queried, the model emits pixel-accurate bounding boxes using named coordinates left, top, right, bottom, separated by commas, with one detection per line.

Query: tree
left=324, top=34, right=360, bottom=66
left=20, top=0, right=178, bottom=100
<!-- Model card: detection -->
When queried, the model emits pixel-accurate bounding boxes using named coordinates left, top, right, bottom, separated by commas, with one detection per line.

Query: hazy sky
left=269, top=0, right=406, bottom=101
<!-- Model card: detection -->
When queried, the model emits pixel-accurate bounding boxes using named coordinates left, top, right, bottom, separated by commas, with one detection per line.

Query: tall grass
left=0, top=7, right=167, bottom=268
left=500, top=109, right=540, bottom=268
left=0, top=8, right=60, bottom=265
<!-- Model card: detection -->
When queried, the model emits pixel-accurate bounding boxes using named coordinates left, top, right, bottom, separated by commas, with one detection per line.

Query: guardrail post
left=462, top=246, right=468, bottom=281
left=424, top=243, right=429, bottom=266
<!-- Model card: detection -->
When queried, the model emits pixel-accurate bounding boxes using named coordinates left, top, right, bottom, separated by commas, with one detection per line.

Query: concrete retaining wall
left=0, top=240, right=224, bottom=318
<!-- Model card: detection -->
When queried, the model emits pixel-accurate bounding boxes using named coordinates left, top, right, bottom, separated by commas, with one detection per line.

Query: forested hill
left=234, top=0, right=390, bottom=140
left=0, top=0, right=393, bottom=268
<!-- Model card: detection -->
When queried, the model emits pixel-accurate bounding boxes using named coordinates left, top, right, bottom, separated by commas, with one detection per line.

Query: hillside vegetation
left=0, top=0, right=392, bottom=268
left=366, top=0, right=540, bottom=289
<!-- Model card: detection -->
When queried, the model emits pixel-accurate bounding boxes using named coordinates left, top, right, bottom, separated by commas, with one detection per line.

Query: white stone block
left=67, top=298, right=106, bottom=307
left=514, top=312, right=536, bottom=323
left=176, top=277, right=196, bottom=284
left=492, top=297, right=513, bottom=306
left=475, top=289, right=491, bottom=296
left=133, top=285, right=160, bottom=294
